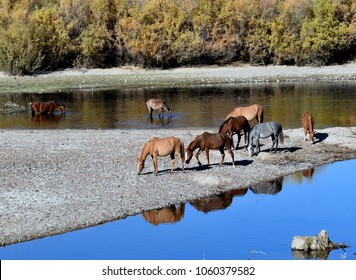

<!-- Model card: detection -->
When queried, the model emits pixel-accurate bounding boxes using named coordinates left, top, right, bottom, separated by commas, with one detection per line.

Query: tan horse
left=218, top=116, right=250, bottom=149
left=302, top=112, right=315, bottom=142
left=31, top=101, right=66, bottom=115
left=146, top=99, right=172, bottom=118
left=185, top=131, right=235, bottom=167
left=225, top=104, right=263, bottom=123
left=137, top=136, right=184, bottom=175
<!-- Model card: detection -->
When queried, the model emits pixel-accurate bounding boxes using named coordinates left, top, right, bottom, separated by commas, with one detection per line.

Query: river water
left=0, top=81, right=355, bottom=260
left=1, top=81, right=356, bottom=129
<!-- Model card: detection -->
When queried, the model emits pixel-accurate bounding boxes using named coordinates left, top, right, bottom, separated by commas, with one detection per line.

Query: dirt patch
left=0, top=126, right=355, bottom=246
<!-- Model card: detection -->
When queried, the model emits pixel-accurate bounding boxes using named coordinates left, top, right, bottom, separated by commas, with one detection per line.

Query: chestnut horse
left=218, top=116, right=250, bottom=149
left=31, top=101, right=66, bottom=115
left=185, top=131, right=235, bottom=167
left=302, top=112, right=315, bottom=142
left=137, top=136, right=184, bottom=175
left=146, top=99, right=172, bottom=118
left=225, top=104, right=264, bottom=123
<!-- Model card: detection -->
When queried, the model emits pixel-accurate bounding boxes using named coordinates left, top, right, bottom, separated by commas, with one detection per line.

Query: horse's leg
left=256, top=136, right=260, bottom=154
left=195, top=149, right=203, bottom=166
left=225, top=144, right=235, bottom=167
left=205, top=148, right=210, bottom=165
left=177, top=150, right=184, bottom=173
left=152, top=154, right=158, bottom=175
left=170, top=153, right=175, bottom=174
left=236, top=131, right=241, bottom=149
left=270, top=135, right=277, bottom=153
left=218, top=148, right=225, bottom=166
left=229, top=132, right=235, bottom=150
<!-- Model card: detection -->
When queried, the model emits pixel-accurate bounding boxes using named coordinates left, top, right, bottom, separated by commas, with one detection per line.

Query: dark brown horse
left=218, top=116, right=250, bottom=149
left=185, top=131, right=235, bottom=167
left=31, top=101, right=66, bottom=115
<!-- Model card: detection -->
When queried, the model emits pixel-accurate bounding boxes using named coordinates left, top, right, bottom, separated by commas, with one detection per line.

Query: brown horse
left=218, top=116, right=250, bottom=149
left=225, top=104, right=263, bottom=123
left=146, top=99, right=172, bottom=118
left=185, top=131, right=235, bottom=167
left=302, top=112, right=315, bottom=142
left=137, top=136, right=184, bottom=175
left=31, top=101, right=66, bottom=115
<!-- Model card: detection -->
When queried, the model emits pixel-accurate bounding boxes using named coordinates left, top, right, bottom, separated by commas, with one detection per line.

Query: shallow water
left=1, top=160, right=355, bottom=260
left=1, top=81, right=356, bottom=129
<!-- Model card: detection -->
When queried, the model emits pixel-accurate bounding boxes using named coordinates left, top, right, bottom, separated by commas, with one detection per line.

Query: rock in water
left=292, top=229, right=343, bottom=251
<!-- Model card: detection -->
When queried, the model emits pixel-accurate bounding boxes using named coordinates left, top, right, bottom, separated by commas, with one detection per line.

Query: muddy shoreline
left=0, top=127, right=355, bottom=246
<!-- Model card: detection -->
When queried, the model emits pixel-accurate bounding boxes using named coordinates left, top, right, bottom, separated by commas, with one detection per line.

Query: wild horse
left=247, top=121, right=284, bottom=156
left=218, top=116, right=250, bottom=149
left=31, top=101, right=66, bottom=115
left=137, top=136, right=184, bottom=175
left=146, top=99, right=172, bottom=118
left=225, top=104, right=264, bottom=123
left=185, top=131, right=235, bottom=167
left=302, top=112, right=315, bottom=143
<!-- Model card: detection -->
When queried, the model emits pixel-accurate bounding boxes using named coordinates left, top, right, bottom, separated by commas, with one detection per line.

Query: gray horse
left=247, top=121, right=284, bottom=156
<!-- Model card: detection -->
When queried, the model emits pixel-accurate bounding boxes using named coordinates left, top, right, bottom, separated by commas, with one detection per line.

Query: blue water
left=1, top=160, right=355, bottom=260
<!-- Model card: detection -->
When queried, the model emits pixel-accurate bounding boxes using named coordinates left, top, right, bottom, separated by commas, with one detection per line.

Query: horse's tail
left=279, top=130, right=284, bottom=145
left=260, top=109, right=264, bottom=123
left=180, top=139, right=185, bottom=161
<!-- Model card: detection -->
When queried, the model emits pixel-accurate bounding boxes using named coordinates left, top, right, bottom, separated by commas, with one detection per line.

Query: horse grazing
left=31, top=101, right=66, bottom=115
left=146, top=99, right=172, bottom=118
left=225, top=104, right=264, bottom=123
left=137, top=136, right=184, bottom=175
left=218, top=116, right=250, bottom=149
left=302, top=112, right=315, bottom=143
left=247, top=121, right=284, bottom=156
left=185, top=131, right=235, bottom=167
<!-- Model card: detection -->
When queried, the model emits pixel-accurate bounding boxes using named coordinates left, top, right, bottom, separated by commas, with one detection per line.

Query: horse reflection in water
left=142, top=203, right=185, bottom=225
left=249, top=177, right=283, bottom=195
left=31, top=112, right=66, bottom=125
left=190, top=188, right=248, bottom=213
left=302, top=167, right=314, bottom=178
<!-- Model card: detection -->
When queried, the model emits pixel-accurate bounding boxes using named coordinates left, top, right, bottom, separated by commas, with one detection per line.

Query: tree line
left=0, top=0, right=355, bottom=75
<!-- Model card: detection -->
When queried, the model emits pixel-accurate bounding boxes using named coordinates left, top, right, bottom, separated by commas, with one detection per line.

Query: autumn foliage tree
left=0, top=0, right=355, bottom=75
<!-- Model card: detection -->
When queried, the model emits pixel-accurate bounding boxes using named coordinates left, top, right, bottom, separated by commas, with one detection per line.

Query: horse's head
left=56, top=102, right=66, bottom=113
left=185, top=148, right=193, bottom=164
left=136, top=157, right=145, bottom=175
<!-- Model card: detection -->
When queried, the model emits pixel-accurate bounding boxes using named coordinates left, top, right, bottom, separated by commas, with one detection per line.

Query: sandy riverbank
left=0, top=127, right=355, bottom=246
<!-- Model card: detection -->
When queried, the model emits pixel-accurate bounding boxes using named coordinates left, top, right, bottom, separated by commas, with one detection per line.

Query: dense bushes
left=0, top=0, right=355, bottom=75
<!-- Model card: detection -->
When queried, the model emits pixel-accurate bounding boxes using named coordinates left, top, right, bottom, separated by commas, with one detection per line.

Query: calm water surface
left=1, top=81, right=356, bottom=129
left=0, top=160, right=355, bottom=260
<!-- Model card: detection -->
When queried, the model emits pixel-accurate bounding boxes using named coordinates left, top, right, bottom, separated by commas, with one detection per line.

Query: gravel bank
left=1, top=127, right=355, bottom=246
left=1, top=63, right=356, bottom=93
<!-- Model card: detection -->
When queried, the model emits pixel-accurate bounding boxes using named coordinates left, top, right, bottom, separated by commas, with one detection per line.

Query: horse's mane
left=218, top=117, right=233, bottom=133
